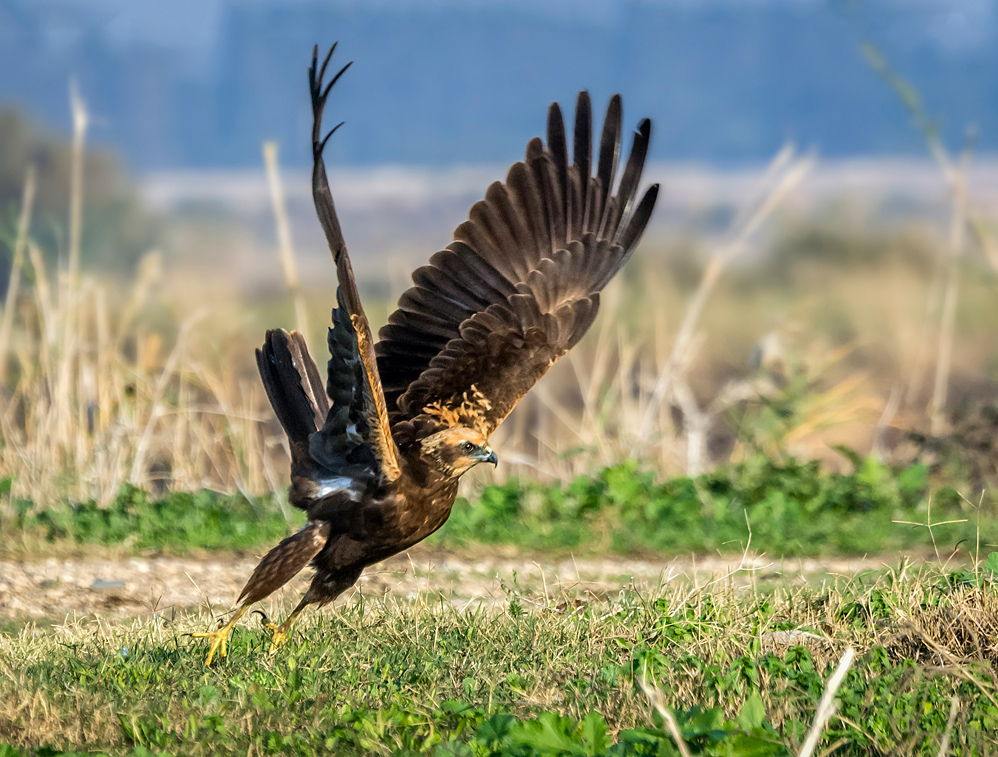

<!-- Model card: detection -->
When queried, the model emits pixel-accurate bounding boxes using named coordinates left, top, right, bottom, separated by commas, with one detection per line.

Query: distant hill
left=1, top=0, right=996, bottom=170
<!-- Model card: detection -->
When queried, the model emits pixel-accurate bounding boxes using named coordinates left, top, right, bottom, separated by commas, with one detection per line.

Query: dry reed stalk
left=871, top=386, right=902, bottom=461
left=936, top=695, right=959, bottom=757
left=863, top=44, right=979, bottom=436
left=0, top=166, right=36, bottom=383
left=904, top=208, right=951, bottom=410
left=797, top=646, right=855, bottom=757
left=67, top=82, right=88, bottom=290
left=263, top=141, right=309, bottom=336
left=115, top=253, right=161, bottom=346
left=638, top=672, right=693, bottom=757
left=44, top=83, right=91, bottom=470
left=129, top=312, right=201, bottom=484
left=928, top=154, right=969, bottom=436
left=970, top=218, right=998, bottom=278
left=638, top=148, right=813, bottom=440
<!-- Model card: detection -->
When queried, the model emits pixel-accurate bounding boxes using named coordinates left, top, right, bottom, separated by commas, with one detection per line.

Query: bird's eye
left=461, top=441, right=475, bottom=453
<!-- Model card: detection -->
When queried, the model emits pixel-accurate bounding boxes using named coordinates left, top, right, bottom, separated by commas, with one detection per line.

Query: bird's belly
left=317, top=493, right=455, bottom=572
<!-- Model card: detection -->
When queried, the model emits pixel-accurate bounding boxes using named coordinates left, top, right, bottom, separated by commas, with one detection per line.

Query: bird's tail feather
left=255, top=329, right=329, bottom=446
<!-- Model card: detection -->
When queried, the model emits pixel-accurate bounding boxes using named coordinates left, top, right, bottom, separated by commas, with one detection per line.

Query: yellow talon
left=194, top=606, right=249, bottom=666
left=192, top=626, right=232, bottom=666
left=254, top=606, right=301, bottom=657
left=268, top=628, right=290, bottom=656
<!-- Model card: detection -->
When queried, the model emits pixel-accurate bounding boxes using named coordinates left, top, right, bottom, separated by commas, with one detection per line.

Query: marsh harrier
left=195, top=43, right=658, bottom=664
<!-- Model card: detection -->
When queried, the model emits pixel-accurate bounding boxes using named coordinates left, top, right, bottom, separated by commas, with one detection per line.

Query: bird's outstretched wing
left=306, top=44, right=401, bottom=482
left=376, top=92, right=658, bottom=440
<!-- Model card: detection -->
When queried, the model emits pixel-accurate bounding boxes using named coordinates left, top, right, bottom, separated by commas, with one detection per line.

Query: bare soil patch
left=0, top=550, right=907, bottom=624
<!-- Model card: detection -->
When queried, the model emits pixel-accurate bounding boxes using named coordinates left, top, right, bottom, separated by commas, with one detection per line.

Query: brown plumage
left=195, top=43, right=658, bottom=664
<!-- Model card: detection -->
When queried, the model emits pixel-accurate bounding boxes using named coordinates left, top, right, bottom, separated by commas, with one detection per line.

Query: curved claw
left=253, top=609, right=278, bottom=632
left=252, top=609, right=290, bottom=654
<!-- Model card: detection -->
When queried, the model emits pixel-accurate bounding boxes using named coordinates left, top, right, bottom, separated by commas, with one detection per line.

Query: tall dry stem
left=67, top=80, right=88, bottom=290
left=263, top=141, right=309, bottom=336
left=797, top=646, right=855, bottom=757
left=0, top=166, right=36, bottom=383
left=863, top=42, right=978, bottom=435
left=639, top=147, right=813, bottom=440
left=929, top=160, right=968, bottom=436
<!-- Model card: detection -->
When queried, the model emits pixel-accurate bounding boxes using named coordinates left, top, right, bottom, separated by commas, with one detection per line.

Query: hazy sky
left=29, top=0, right=993, bottom=53
left=4, top=0, right=998, bottom=169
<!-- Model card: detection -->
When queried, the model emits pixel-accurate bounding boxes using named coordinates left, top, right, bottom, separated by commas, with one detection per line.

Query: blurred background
left=2, top=0, right=998, bottom=507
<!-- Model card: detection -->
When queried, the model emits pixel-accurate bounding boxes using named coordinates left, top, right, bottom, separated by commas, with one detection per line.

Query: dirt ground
left=0, top=549, right=907, bottom=625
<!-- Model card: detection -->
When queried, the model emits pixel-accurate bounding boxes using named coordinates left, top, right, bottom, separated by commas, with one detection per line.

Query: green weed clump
left=2, top=564, right=998, bottom=755
left=3, top=455, right=991, bottom=558
left=442, top=455, right=978, bottom=556
left=1, top=480, right=296, bottom=557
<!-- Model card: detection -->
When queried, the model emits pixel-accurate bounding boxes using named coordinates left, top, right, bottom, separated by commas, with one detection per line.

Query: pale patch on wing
left=314, top=476, right=360, bottom=500
left=303, top=520, right=331, bottom=547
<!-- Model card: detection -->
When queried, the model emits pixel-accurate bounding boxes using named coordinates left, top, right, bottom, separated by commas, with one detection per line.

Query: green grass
left=0, top=482, right=297, bottom=558
left=2, top=455, right=991, bottom=560
left=2, top=564, right=998, bottom=755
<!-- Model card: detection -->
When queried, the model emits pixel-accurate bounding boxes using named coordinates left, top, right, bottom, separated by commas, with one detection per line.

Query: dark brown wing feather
left=376, top=92, right=659, bottom=438
left=255, top=330, right=328, bottom=476
left=256, top=330, right=329, bottom=439
left=309, top=44, right=401, bottom=480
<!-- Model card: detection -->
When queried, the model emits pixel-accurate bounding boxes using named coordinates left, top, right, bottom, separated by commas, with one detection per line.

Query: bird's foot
left=253, top=609, right=279, bottom=633
left=253, top=610, right=292, bottom=656
left=268, top=628, right=290, bottom=656
left=192, top=623, right=233, bottom=666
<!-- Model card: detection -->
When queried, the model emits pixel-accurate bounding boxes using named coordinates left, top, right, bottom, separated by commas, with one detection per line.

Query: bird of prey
left=195, top=43, right=658, bottom=664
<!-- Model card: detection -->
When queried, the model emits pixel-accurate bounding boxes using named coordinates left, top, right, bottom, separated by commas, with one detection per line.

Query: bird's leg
left=255, top=593, right=312, bottom=656
left=193, top=605, right=250, bottom=666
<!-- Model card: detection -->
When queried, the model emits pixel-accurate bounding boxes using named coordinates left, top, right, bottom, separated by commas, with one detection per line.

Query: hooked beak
left=475, top=446, right=498, bottom=467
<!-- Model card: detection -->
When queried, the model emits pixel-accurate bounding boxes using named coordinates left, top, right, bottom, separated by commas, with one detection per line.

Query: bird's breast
left=393, top=478, right=460, bottom=545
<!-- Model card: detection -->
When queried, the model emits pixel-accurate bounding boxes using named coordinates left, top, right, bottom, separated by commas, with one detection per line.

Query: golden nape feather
left=194, top=42, right=658, bottom=665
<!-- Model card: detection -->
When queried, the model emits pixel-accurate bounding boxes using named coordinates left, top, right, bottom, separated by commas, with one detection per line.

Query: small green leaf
left=736, top=690, right=767, bottom=731
left=579, top=711, right=609, bottom=755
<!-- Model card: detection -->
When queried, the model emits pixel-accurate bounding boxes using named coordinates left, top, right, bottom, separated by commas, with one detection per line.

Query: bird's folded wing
left=308, top=44, right=401, bottom=481
left=376, top=92, right=659, bottom=439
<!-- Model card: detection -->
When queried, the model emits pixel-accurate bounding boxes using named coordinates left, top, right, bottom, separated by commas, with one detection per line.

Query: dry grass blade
left=798, top=646, right=856, bottom=757
left=863, top=41, right=980, bottom=437
left=928, top=154, right=968, bottom=436
left=639, top=670, right=693, bottom=757
left=936, top=695, right=959, bottom=757
left=638, top=147, right=813, bottom=439
left=67, top=80, right=88, bottom=291
left=0, top=165, right=36, bottom=383
left=263, top=140, right=309, bottom=337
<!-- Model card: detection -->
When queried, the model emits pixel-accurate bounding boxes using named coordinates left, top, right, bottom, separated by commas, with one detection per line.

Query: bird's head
left=418, top=426, right=497, bottom=479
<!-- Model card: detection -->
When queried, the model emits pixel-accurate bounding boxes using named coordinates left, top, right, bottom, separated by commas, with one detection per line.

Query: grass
left=2, top=562, right=998, bottom=755
left=3, top=454, right=993, bottom=560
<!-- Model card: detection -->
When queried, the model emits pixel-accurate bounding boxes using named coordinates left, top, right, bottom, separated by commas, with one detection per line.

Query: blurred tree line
left=0, top=106, right=158, bottom=294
